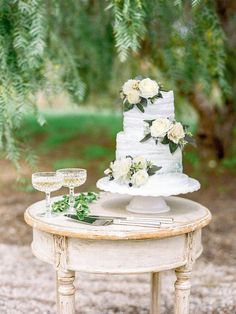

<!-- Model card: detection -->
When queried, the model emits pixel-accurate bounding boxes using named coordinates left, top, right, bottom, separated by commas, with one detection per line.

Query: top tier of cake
left=116, top=90, right=183, bottom=174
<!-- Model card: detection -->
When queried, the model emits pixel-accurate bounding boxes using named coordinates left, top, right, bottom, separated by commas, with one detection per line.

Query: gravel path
left=0, top=243, right=235, bottom=314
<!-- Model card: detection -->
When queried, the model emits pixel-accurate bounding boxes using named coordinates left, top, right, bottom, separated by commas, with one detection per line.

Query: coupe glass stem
left=68, top=187, right=75, bottom=213
left=45, top=192, right=51, bottom=218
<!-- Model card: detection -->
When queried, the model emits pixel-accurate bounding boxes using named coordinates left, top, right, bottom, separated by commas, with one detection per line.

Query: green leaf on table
left=52, top=200, right=69, bottom=213
left=52, top=192, right=98, bottom=215
left=76, top=202, right=90, bottom=220
left=86, top=191, right=99, bottom=202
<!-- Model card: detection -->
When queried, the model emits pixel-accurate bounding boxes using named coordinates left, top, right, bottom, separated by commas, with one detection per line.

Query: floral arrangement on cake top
left=140, top=118, right=195, bottom=154
left=104, top=156, right=161, bottom=187
left=120, top=77, right=163, bottom=113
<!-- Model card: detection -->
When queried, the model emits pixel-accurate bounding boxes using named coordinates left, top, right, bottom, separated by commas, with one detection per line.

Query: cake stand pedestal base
left=126, top=196, right=171, bottom=214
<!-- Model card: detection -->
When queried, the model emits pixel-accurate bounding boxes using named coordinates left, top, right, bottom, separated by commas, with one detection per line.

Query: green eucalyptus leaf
left=52, top=192, right=98, bottom=215
left=76, top=202, right=90, bottom=220
left=151, top=165, right=162, bottom=172
left=136, top=103, right=145, bottom=113
left=183, top=124, right=189, bottom=131
left=184, top=134, right=196, bottom=146
left=161, top=135, right=170, bottom=144
left=140, top=97, right=147, bottom=107
left=147, top=165, right=162, bottom=176
left=140, top=133, right=151, bottom=143
left=144, top=119, right=154, bottom=126
left=124, top=103, right=134, bottom=112
left=169, top=141, right=179, bottom=153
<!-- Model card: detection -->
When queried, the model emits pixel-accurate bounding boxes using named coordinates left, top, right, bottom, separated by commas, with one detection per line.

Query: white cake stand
left=96, top=173, right=200, bottom=214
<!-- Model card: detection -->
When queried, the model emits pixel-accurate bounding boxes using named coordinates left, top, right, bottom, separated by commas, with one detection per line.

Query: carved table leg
left=150, top=272, right=161, bottom=314
left=174, top=265, right=192, bottom=314
left=56, top=271, right=59, bottom=310
left=57, top=269, right=75, bottom=314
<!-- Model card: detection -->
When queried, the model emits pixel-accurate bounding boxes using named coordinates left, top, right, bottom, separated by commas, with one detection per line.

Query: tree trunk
left=188, top=91, right=236, bottom=160
left=183, top=1, right=236, bottom=160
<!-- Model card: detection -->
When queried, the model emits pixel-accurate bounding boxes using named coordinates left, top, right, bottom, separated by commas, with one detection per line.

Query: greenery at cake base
left=104, top=156, right=161, bottom=187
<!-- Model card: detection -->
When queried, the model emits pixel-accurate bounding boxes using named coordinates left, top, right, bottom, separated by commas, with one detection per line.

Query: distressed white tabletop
left=25, top=192, right=211, bottom=240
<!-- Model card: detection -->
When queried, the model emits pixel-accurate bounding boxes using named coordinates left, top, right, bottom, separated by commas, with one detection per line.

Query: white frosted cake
left=97, top=77, right=200, bottom=200
left=116, top=91, right=183, bottom=175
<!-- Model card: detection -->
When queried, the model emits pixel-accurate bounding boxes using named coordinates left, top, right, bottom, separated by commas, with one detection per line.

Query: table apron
left=32, top=228, right=202, bottom=274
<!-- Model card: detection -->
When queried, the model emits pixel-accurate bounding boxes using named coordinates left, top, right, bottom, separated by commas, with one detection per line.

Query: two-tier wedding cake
left=97, top=77, right=200, bottom=213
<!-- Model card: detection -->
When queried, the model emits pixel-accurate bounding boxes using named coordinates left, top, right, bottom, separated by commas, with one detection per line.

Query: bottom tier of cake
left=96, top=173, right=200, bottom=197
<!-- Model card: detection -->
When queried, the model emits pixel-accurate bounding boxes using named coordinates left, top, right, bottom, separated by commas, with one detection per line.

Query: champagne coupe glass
left=56, top=168, right=87, bottom=214
left=32, top=172, right=63, bottom=218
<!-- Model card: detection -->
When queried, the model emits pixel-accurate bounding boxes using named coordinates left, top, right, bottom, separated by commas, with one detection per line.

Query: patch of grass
left=52, top=158, right=89, bottom=170
left=221, top=156, right=236, bottom=172
left=83, top=144, right=114, bottom=160
left=21, top=111, right=122, bottom=153
left=97, top=160, right=110, bottom=175
left=18, top=111, right=120, bottom=184
left=184, top=150, right=200, bottom=168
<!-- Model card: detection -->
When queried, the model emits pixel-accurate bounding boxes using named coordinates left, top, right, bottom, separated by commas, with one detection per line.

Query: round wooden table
left=24, top=193, right=211, bottom=314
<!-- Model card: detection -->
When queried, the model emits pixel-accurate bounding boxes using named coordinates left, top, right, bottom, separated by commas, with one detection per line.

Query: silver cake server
left=65, top=214, right=161, bottom=228
left=88, top=215, right=174, bottom=224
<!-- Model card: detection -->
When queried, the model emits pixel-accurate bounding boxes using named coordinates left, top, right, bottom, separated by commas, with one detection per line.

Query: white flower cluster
left=121, top=78, right=160, bottom=105
left=140, top=117, right=193, bottom=154
left=104, top=156, right=160, bottom=187
left=149, top=118, right=185, bottom=144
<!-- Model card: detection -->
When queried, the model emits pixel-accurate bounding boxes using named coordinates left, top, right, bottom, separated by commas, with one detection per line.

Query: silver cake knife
left=65, top=214, right=161, bottom=228
left=88, top=215, right=174, bottom=224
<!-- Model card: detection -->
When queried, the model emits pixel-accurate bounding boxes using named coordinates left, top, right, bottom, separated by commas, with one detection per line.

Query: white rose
left=133, top=156, right=147, bottom=169
left=139, top=78, right=159, bottom=98
left=131, top=170, right=149, bottom=187
left=127, top=89, right=141, bottom=104
left=104, top=168, right=111, bottom=175
left=150, top=118, right=172, bottom=138
left=167, top=122, right=185, bottom=144
left=122, top=79, right=139, bottom=95
left=111, top=158, right=132, bottom=182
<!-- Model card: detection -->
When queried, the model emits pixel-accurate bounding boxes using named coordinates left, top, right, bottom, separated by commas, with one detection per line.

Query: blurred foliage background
left=0, top=3, right=235, bottom=311
left=0, top=0, right=235, bottom=192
